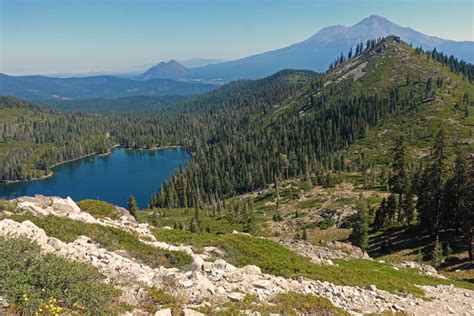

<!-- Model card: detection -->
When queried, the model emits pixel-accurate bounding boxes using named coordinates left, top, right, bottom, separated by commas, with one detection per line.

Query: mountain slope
left=0, top=73, right=216, bottom=100
left=254, top=35, right=474, bottom=169
left=190, top=15, right=474, bottom=80
left=151, top=36, right=473, bottom=209
left=321, top=36, right=474, bottom=164
left=137, top=60, right=190, bottom=80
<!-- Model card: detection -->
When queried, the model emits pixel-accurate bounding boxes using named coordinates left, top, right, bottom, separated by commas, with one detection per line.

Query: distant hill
left=137, top=60, right=190, bottom=81
left=189, top=15, right=474, bottom=80
left=0, top=73, right=217, bottom=99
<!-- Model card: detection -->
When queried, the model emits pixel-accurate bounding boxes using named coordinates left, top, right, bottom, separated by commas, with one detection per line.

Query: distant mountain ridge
left=188, top=15, right=474, bottom=80
left=137, top=60, right=189, bottom=81
left=0, top=73, right=217, bottom=100
left=180, top=58, right=224, bottom=68
left=2, top=15, right=472, bottom=92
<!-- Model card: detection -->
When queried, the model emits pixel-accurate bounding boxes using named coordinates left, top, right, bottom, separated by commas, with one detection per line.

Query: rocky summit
left=0, top=195, right=473, bottom=315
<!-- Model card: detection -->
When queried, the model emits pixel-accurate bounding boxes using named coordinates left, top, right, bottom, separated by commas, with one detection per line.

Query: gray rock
left=242, top=310, right=261, bottom=316
left=253, top=279, right=273, bottom=290
left=241, top=265, right=262, bottom=275
left=366, top=284, right=377, bottom=291
left=180, top=280, right=194, bottom=288
left=115, top=206, right=136, bottom=221
left=154, top=308, right=172, bottom=316
left=228, top=292, right=245, bottom=302
left=182, top=308, right=205, bottom=316
left=204, top=246, right=225, bottom=256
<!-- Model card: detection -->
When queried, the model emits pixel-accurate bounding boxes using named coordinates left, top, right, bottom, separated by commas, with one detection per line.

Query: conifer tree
left=418, top=128, right=447, bottom=234
left=389, top=137, right=408, bottom=196
left=350, top=198, right=369, bottom=251
left=127, top=195, right=138, bottom=219
left=441, top=145, right=466, bottom=230
left=402, top=193, right=416, bottom=225
left=386, top=194, right=398, bottom=226
left=374, top=198, right=387, bottom=229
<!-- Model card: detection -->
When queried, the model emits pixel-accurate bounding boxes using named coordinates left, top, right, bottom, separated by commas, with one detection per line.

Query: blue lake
left=0, top=147, right=190, bottom=208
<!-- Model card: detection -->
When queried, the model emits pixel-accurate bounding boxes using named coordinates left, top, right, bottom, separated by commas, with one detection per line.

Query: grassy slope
left=137, top=206, right=271, bottom=236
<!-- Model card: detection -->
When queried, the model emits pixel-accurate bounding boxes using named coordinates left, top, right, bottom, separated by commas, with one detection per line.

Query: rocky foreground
left=0, top=196, right=473, bottom=315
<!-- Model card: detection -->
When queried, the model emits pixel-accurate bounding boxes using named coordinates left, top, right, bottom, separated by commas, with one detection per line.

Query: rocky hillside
left=1, top=195, right=473, bottom=315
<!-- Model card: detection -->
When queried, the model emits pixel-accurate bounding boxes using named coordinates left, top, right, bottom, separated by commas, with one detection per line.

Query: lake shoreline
left=0, top=144, right=185, bottom=185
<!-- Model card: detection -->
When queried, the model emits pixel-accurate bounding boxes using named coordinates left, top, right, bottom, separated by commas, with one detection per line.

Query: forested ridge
left=37, top=95, right=189, bottom=113
left=0, top=70, right=316, bottom=182
left=0, top=97, right=112, bottom=181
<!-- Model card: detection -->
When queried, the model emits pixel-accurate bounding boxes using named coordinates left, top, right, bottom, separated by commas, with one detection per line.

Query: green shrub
left=0, top=199, right=15, bottom=213
left=296, top=196, right=326, bottom=209
left=11, top=214, right=192, bottom=269
left=147, top=287, right=177, bottom=305
left=304, top=218, right=336, bottom=230
left=269, top=292, right=348, bottom=315
left=254, top=191, right=274, bottom=203
left=0, top=236, right=120, bottom=315
left=339, top=214, right=359, bottom=228
left=77, top=199, right=121, bottom=220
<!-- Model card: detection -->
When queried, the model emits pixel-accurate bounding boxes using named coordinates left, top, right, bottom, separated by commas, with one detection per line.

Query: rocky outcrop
left=15, top=195, right=151, bottom=238
left=16, top=195, right=97, bottom=223
left=398, top=261, right=447, bottom=279
left=276, top=239, right=370, bottom=264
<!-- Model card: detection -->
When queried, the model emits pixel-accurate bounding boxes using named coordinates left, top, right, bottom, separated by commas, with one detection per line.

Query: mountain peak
left=138, top=60, right=189, bottom=81
left=361, top=14, right=389, bottom=23
left=307, top=15, right=398, bottom=44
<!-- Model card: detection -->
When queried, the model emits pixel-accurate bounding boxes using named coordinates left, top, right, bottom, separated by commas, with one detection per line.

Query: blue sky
left=1, top=0, right=473, bottom=75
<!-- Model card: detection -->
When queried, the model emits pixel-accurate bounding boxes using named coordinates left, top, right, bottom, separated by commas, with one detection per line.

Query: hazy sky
left=1, top=0, right=473, bottom=75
